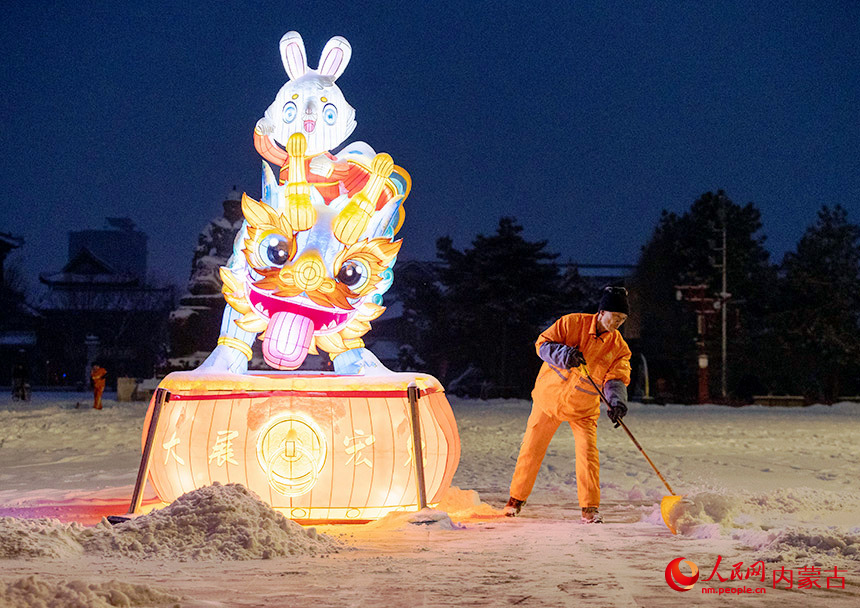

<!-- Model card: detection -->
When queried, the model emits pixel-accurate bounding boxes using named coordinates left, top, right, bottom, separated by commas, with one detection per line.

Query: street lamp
left=697, top=353, right=709, bottom=404
left=719, top=197, right=727, bottom=398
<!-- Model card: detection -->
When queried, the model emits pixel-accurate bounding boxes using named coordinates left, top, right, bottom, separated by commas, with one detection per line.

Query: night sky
left=2, top=1, right=858, bottom=291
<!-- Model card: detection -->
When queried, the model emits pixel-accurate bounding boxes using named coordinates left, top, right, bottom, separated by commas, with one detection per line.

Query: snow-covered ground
left=1, top=391, right=858, bottom=607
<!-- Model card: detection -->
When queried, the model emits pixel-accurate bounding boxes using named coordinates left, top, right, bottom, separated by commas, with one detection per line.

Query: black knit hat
left=599, top=286, right=629, bottom=315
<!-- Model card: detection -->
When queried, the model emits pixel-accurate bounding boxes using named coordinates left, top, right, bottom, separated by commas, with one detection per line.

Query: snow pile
left=601, top=481, right=667, bottom=504
left=0, top=517, right=85, bottom=559
left=734, top=527, right=860, bottom=563
left=0, top=576, right=179, bottom=608
left=1, top=483, right=340, bottom=561
left=647, top=487, right=860, bottom=532
left=647, top=489, right=738, bottom=536
left=760, top=527, right=860, bottom=562
left=743, top=487, right=856, bottom=518
left=405, top=508, right=462, bottom=529
left=357, top=487, right=502, bottom=531
left=83, top=482, right=341, bottom=560
left=434, top=485, right=500, bottom=519
left=363, top=508, right=461, bottom=531
left=643, top=486, right=860, bottom=562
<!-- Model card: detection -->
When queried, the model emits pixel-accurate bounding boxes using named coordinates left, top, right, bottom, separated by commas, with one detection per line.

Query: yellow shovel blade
left=661, top=495, right=684, bottom=534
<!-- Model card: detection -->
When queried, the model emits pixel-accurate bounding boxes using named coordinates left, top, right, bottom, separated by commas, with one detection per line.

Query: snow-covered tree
left=405, top=217, right=587, bottom=397
left=187, top=189, right=244, bottom=296
left=631, top=191, right=777, bottom=402
left=771, top=205, right=860, bottom=401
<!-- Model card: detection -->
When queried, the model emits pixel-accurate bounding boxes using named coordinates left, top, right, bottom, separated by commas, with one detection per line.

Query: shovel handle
left=580, top=364, right=676, bottom=497
left=616, top=419, right=676, bottom=496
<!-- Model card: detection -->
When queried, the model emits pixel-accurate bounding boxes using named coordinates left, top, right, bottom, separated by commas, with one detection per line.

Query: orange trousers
left=509, top=405, right=600, bottom=508
left=93, top=385, right=104, bottom=410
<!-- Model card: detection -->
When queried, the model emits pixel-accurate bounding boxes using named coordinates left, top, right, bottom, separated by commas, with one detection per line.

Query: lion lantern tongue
left=262, top=311, right=314, bottom=369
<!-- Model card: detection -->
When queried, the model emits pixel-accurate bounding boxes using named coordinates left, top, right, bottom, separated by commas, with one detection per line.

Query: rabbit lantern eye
left=260, top=234, right=292, bottom=267
left=283, top=101, right=297, bottom=123
left=336, top=260, right=368, bottom=290
left=323, top=103, right=338, bottom=125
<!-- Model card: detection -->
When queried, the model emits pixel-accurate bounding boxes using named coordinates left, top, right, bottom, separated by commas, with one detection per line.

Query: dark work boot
left=581, top=507, right=603, bottom=523
left=504, top=497, right=525, bottom=517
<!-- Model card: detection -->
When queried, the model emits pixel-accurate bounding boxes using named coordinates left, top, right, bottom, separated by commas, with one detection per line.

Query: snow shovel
left=579, top=364, right=683, bottom=534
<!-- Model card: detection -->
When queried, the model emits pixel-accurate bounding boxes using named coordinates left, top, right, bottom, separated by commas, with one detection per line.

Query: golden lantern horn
left=333, top=153, right=393, bottom=245
left=285, top=133, right=316, bottom=231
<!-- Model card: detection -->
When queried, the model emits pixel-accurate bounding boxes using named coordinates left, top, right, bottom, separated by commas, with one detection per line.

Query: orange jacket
left=531, top=313, right=631, bottom=420
left=91, top=366, right=107, bottom=390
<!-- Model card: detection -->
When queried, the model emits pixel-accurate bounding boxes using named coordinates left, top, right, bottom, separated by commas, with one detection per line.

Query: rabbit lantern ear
left=318, top=36, right=351, bottom=81
left=279, top=31, right=308, bottom=81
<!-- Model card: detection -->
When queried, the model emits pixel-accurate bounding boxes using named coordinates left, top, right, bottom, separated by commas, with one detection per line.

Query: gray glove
left=604, top=379, right=628, bottom=428
left=539, top=342, right=586, bottom=369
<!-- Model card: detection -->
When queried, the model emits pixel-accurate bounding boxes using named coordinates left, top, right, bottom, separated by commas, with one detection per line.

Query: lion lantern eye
left=336, top=260, right=368, bottom=290
left=260, top=234, right=291, bottom=267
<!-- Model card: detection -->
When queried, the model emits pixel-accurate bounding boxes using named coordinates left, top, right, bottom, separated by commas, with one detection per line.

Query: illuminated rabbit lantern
left=144, top=32, right=459, bottom=522
left=200, top=31, right=410, bottom=376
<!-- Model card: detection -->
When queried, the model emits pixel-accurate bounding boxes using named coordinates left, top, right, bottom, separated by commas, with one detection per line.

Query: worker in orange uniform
left=91, top=363, right=107, bottom=410
left=505, top=286, right=632, bottom=523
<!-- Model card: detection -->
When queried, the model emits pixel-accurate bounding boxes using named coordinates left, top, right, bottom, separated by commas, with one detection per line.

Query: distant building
left=37, top=219, right=173, bottom=386
left=0, top=232, right=25, bottom=285
left=68, top=217, right=148, bottom=281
